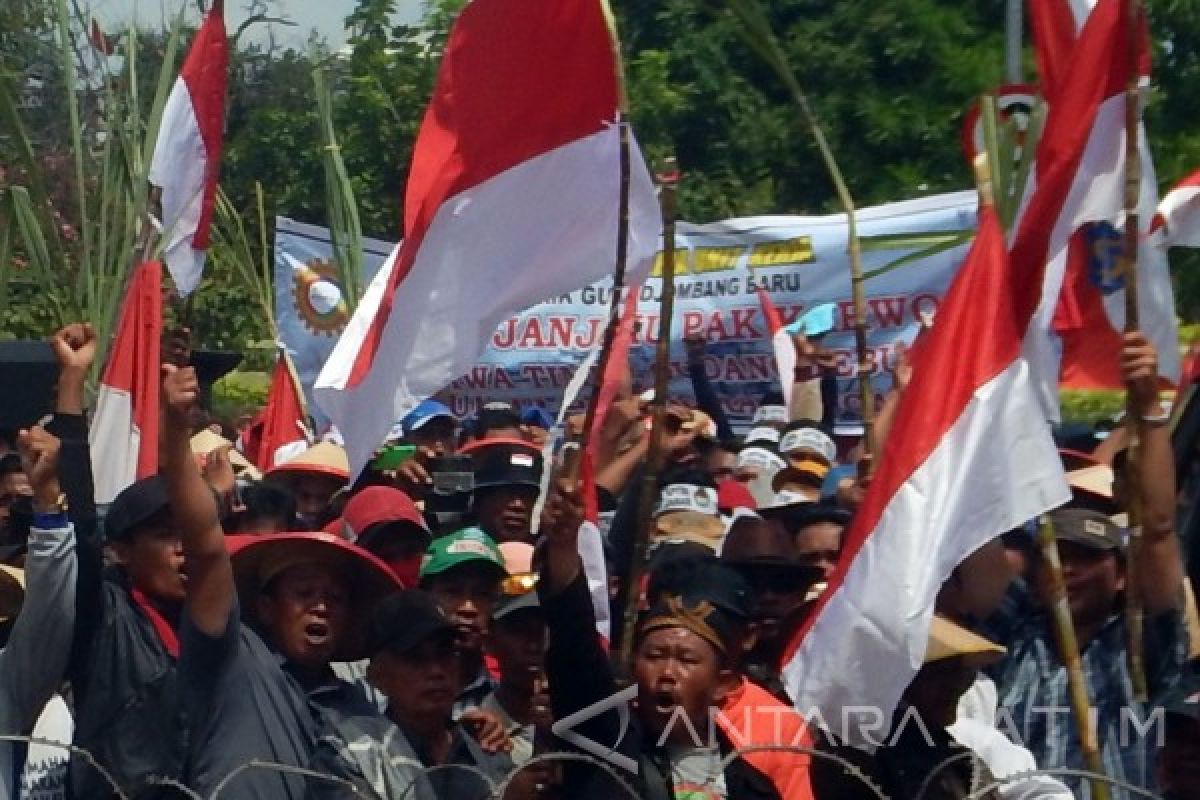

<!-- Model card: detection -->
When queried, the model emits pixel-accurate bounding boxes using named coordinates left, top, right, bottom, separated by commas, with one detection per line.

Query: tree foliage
left=5, top=0, right=1200, bottom=360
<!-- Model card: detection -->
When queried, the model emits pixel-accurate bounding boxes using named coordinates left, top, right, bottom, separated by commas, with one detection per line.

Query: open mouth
left=304, top=621, right=331, bottom=646
left=651, top=690, right=677, bottom=715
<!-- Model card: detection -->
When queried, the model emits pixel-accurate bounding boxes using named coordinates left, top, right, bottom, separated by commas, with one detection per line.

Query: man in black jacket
left=538, top=481, right=782, bottom=800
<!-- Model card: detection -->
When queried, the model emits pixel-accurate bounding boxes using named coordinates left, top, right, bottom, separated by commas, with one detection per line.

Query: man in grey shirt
left=0, top=427, right=76, bottom=800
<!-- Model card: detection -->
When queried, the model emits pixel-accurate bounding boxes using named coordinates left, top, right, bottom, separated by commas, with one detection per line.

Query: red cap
left=717, top=479, right=757, bottom=513
left=340, top=486, right=429, bottom=542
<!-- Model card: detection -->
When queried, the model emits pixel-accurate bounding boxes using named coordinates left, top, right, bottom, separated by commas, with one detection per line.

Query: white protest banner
left=279, top=191, right=978, bottom=431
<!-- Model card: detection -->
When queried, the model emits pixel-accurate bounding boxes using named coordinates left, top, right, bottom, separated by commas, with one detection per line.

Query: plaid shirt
left=990, top=601, right=1187, bottom=800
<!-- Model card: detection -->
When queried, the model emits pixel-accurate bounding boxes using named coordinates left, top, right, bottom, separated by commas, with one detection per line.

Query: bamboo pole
left=1120, top=0, right=1148, bottom=704
left=1035, top=515, right=1112, bottom=800
left=560, top=0, right=636, bottom=480
left=616, top=162, right=679, bottom=674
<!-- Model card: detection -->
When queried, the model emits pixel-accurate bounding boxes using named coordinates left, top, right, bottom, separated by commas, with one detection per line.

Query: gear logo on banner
left=292, top=258, right=350, bottom=335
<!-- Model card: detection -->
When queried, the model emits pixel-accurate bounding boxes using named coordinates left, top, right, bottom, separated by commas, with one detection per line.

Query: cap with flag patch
left=778, top=426, right=837, bottom=465
left=1048, top=507, right=1124, bottom=551
left=463, top=437, right=543, bottom=491
left=419, top=527, right=508, bottom=580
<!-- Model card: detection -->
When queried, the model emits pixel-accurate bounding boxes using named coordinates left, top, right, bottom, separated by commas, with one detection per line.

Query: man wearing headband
left=161, top=365, right=402, bottom=798
left=539, top=480, right=798, bottom=799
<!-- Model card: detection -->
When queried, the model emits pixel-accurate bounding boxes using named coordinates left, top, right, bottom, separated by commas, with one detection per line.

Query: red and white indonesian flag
left=1029, top=0, right=1178, bottom=392
left=1153, top=169, right=1200, bottom=248
left=90, top=261, right=164, bottom=505
left=756, top=288, right=796, bottom=409
left=148, top=0, right=227, bottom=296
left=316, top=0, right=661, bottom=474
left=781, top=0, right=1157, bottom=730
left=781, top=197, right=1070, bottom=746
left=243, top=350, right=310, bottom=470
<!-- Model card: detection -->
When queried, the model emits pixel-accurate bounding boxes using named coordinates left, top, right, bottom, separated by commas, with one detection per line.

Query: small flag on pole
left=90, top=261, right=164, bottom=505
left=148, top=0, right=228, bottom=296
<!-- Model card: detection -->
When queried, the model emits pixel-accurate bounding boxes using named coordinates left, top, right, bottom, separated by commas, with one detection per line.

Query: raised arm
left=161, top=364, right=235, bottom=636
left=1121, top=331, right=1184, bottom=614
left=1, top=427, right=77, bottom=732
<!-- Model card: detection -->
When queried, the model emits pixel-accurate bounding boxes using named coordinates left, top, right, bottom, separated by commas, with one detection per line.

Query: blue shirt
left=990, top=602, right=1187, bottom=799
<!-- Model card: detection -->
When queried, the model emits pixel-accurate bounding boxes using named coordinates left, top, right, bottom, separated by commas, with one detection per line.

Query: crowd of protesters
left=0, top=319, right=1195, bottom=800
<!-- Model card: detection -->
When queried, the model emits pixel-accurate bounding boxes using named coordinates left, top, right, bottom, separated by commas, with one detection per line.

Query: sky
left=89, top=0, right=424, bottom=49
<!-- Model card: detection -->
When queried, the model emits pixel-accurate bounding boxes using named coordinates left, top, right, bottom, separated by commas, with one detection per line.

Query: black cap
left=104, top=476, right=170, bottom=541
left=466, top=439, right=543, bottom=491
left=789, top=502, right=851, bottom=531
left=0, top=341, right=58, bottom=429
left=367, top=590, right=456, bottom=655
left=493, top=590, right=542, bottom=621
left=646, top=556, right=752, bottom=621
left=1049, top=508, right=1124, bottom=551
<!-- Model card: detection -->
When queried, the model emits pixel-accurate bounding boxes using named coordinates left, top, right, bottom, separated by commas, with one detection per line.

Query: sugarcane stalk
left=1120, top=0, right=1148, bottom=704
left=713, top=0, right=876, bottom=476
left=617, top=163, right=679, bottom=675
left=1036, top=516, right=1112, bottom=800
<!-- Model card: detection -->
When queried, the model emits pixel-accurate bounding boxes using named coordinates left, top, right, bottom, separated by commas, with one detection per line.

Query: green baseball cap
left=420, top=527, right=508, bottom=580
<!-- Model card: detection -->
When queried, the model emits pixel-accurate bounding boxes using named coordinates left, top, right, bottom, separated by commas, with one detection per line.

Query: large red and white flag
left=1029, top=0, right=1177, bottom=392
left=90, top=261, right=163, bottom=505
left=782, top=0, right=1143, bottom=741
left=316, top=0, right=661, bottom=474
left=241, top=349, right=310, bottom=470
left=1152, top=169, right=1200, bottom=248
left=148, top=0, right=227, bottom=296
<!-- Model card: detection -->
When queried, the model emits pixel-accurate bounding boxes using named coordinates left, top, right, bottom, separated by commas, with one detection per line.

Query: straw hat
left=0, top=565, right=23, bottom=623
left=925, top=615, right=1006, bottom=668
left=190, top=430, right=262, bottom=481
left=227, top=532, right=402, bottom=661
left=267, top=440, right=349, bottom=481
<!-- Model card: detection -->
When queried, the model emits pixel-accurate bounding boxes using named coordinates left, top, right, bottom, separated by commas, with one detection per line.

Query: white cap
left=744, top=426, right=782, bottom=446
left=654, top=484, right=720, bottom=517
left=736, top=447, right=786, bottom=473
left=752, top=405, right=789, bottom=425
left=779, top=427, right=836, bottom=464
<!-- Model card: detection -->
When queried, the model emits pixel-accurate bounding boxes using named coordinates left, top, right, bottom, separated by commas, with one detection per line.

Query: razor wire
left=1, top=734, right=1170, bottom=799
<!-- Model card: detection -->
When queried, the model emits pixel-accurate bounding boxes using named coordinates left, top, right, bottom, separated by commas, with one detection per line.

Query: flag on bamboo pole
left=240, top=349, right=310, bottom=470
left=90, top=261, right=163, bottom=505
left=315, top=0, right=662, bottom=475
left=148, top=0, right=228, bottom=296
left=1152, top=169, right=1200, bottom=248
left=1029, top=0, right=1176, bottom=391
left=784, top=0, right=1140, bottom=744
left=782, top=199, right=1069, bottom=747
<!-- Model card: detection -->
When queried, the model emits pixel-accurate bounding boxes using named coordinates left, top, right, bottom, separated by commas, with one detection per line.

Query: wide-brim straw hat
left=266, top=441, right=349, bottom=482
left=191, top=429, right=262, bottom=481
left=227, top=532, right=402, bottom=661
left=925, top=615, right=1006, bottom=669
